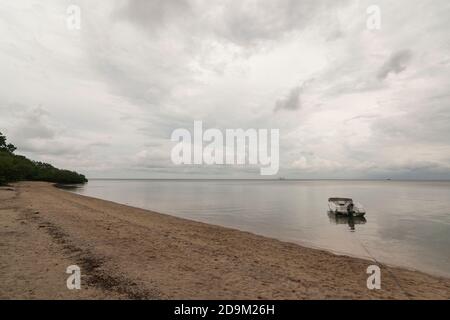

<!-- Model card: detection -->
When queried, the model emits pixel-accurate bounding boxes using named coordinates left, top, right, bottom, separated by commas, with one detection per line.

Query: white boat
left=328, top=197, right=366, bottom=217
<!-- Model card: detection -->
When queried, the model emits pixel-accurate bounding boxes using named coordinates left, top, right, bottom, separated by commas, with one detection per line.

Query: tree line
left=0, top=132, right=87, bottom=185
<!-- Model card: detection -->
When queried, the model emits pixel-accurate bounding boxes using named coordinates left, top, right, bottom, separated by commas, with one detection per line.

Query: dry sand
left=0, top=181, right=449, bottom=299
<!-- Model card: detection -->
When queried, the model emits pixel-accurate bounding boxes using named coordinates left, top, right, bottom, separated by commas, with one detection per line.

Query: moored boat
left=328, top=197, right=366, bottom=217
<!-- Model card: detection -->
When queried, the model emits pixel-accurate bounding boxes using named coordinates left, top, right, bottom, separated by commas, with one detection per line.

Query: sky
left=0, top=0, right=449, bottom=179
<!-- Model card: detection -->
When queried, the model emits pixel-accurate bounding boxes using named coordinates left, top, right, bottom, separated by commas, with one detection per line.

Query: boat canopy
left=328, top=197, right=353, bottom=203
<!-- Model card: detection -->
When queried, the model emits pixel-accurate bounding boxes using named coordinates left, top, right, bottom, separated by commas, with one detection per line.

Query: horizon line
left=85, top=178, right=450, bottom=182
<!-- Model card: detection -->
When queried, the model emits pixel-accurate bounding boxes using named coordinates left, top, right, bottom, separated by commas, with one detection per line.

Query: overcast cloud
left=0, top=0, right=449, bottom=179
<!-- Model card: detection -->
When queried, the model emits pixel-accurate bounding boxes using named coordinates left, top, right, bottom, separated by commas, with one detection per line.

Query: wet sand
left=1, top=182, right=449, bottom=299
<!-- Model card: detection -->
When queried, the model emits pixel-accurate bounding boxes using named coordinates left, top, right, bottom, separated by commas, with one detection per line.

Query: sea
left=71, top=179, right=450, bottom=277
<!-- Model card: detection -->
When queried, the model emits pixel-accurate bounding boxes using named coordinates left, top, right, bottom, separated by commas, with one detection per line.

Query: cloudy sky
left=1, top=0, right=449, bottom=179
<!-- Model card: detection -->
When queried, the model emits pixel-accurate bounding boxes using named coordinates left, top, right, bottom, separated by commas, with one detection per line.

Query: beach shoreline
left=1, top=182, right=449, bottom=299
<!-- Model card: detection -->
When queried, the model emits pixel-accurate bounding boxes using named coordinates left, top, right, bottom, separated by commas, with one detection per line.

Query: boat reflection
left=327, top=211, right=367, bottom=231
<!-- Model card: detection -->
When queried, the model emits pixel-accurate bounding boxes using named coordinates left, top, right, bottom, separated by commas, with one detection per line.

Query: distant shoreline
left=1, top=182, right=449, bottom=299
left=86, top=178, right=450, bottom=182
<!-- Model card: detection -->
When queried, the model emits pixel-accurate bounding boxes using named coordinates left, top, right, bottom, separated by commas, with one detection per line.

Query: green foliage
left=0, top=132, right=87, bottom=185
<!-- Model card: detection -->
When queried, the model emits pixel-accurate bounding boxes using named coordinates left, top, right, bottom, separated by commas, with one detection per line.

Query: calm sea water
left=71, top=180, right=450, bottom=277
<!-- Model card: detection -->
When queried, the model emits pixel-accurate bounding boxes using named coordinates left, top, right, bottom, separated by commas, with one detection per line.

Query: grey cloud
left=4, top=105, right=110, bottom=159
left=217, top=0, right=338, bottom=45
left=372, top=106, right=450, bottom=145
left=344, top=114, right=379, bottom=124
left=326, top=29, right=344, bottom=42
left=87, top=0, right=347, bottom=113
left=113, top=0, right=348, bottom=47
left=274, top=79, right=315, bottom=112
left=274, top=86, right=302, bottom=112
left=12, top=107, right=55, bottom=140
left=6, top=107, right=75, bottom=156
left=114, top=0, right=192, bottom=32
left=377, top=49, right=413, bottom=80
left=19, top=140, right=78, bottom=156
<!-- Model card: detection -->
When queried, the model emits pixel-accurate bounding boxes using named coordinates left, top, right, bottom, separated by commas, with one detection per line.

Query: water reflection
left=54, top=183, right=84, bottom=190
left=327, top=211, right=367, bottom=231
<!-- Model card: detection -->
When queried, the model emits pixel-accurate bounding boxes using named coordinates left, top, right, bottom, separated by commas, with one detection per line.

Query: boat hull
left=328, top=209, right=366, bottom=217
left=328, top=201, right=366, bottom=217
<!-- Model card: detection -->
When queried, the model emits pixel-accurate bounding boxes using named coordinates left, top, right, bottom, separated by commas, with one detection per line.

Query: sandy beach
left=0, top=182, right=449, bottom=299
